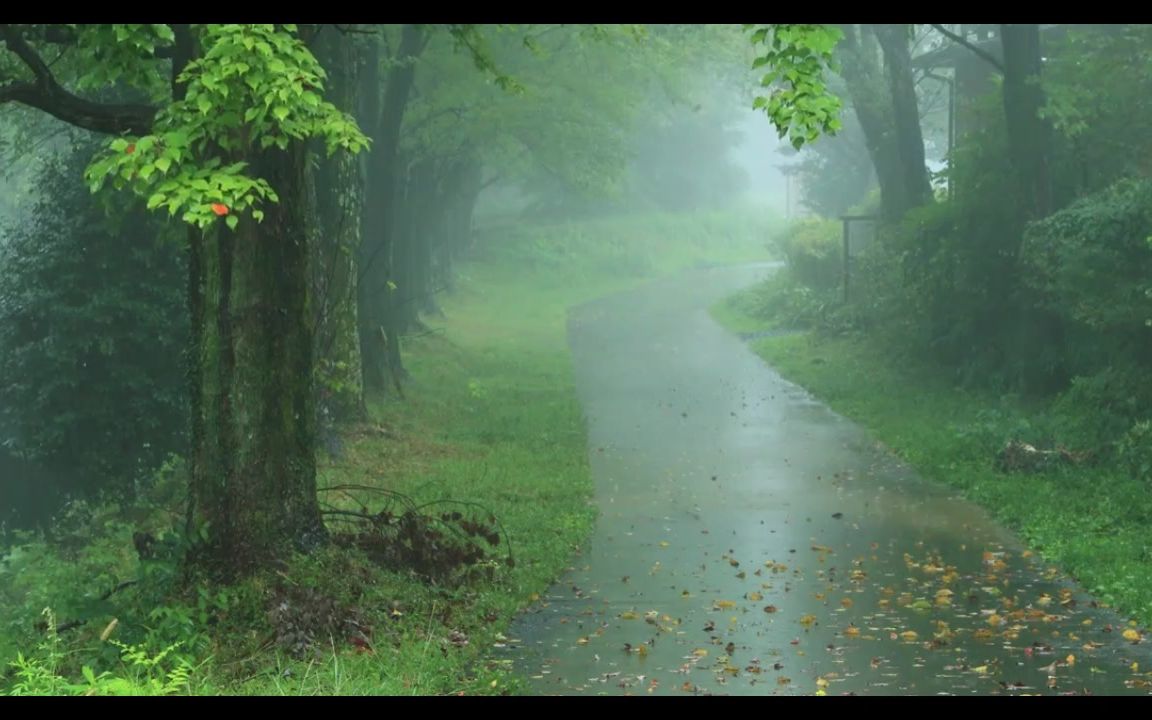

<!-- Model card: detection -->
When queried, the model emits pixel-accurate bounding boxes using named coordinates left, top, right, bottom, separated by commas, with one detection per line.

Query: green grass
left=0, top=208, right=777, bottom=696
left=710, top=301, right=1152, bottom=628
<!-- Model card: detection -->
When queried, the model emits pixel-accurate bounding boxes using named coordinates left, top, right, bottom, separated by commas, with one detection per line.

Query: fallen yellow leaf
left=1123, top=628, right=1142, bottom=643
left=900, top=630, right=918, bottom=641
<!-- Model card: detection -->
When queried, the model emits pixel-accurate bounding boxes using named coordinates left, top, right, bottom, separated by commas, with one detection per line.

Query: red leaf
left=211, top=203, right=229, bottom=217
left=126, top=144, right=136, bottom=154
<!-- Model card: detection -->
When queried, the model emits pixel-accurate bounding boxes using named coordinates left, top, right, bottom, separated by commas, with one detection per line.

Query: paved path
left=507, top=263, right=1152, bottom=696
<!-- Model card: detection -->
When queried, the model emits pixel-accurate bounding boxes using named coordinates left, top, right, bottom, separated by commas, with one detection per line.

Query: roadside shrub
left=0, top=138, right=188, bottom=508
left=1117, top=420, right=1152, bottom=487
left=1050, top=365, right=1152, bottom=449
left=773, top=219, right=842, bottom=291
left=1021, top=177, right=1152, bottom=384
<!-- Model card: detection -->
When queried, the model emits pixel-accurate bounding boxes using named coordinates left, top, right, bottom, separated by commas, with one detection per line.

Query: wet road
left=505, top=263, right=1152, bottom=696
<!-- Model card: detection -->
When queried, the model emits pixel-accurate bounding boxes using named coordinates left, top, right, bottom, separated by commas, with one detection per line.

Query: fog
left=0, top=23, right=1149, bottom=697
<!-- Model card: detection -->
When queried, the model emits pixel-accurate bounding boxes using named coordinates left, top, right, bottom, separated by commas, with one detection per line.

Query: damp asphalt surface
left=504, top=262, right=1152, bottom=696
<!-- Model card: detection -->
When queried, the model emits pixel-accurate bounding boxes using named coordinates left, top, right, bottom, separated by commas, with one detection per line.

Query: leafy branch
left=747, top=24, right=844, bottom=150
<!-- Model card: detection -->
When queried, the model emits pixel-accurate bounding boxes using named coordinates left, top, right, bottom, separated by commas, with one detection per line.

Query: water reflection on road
left=505, top=263, right=1152, bottom=696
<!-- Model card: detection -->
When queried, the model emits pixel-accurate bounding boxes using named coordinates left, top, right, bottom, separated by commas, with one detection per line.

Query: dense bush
left=1117, top=420, right=1152, bottom=488
left=1021, top=177, right=1152, bottom=378
left=0, top=140, right=188, bottom=511
left=772, top=219, right=843, bottom=291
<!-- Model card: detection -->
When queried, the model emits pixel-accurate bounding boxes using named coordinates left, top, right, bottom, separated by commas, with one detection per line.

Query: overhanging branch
left=0, top=79, right=157, bottom=136
left=930, top=24, right=1005, bottom=74
left=1, top=24, right=159, bottom=135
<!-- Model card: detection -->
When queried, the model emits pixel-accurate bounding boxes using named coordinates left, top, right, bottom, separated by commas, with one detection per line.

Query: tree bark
left=358, top=24, right=424, bottom=395
left=187, top=139, right=325, bottom=578
left=837, top=25, right=906, bottom=222
left=1000, top=24, right=1052, bottom=220
left=873, top=24, right=933, bottom=212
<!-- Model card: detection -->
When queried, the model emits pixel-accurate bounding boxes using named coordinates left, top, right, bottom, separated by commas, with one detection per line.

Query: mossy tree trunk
left=187, top=139, right=325, bottom=577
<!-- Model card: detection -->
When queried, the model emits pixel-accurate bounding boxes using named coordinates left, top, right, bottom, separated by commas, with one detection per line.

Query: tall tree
left=836, top=25, right=908, bottom=221
left=1000, top=23, right=1052, bottom=220
left=873, top=24, right=933, bottom=211
left=358, top=24, right=426, bottom=395
left=834, top=25, right=934, bottom=221
left=311, top=25, right=366, bottom=428
left=0, top=24, right=368, bottom=576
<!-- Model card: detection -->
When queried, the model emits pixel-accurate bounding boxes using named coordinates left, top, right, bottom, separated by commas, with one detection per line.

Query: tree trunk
left=1000, top=24, right=1052, bottom=220
left=837, top=25, right=906, bottom=222
left=187, top=140, right=325, bottom=578
left=358, top=24, right=424, bottom=396
left=393, top=155, right=418, bottom=333
left=436, top=155, right=483, bottom=293
left=311, top=27, right=365, bottom=425
left=396, top=157, right=439, bottom=325
left=873, top=24, right=933, bottom=211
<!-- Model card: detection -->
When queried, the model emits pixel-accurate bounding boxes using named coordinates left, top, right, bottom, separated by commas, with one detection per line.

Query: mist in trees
left=4, top=23, right=1151, bottom=697
left=0, top=23, right=789, bottom=562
